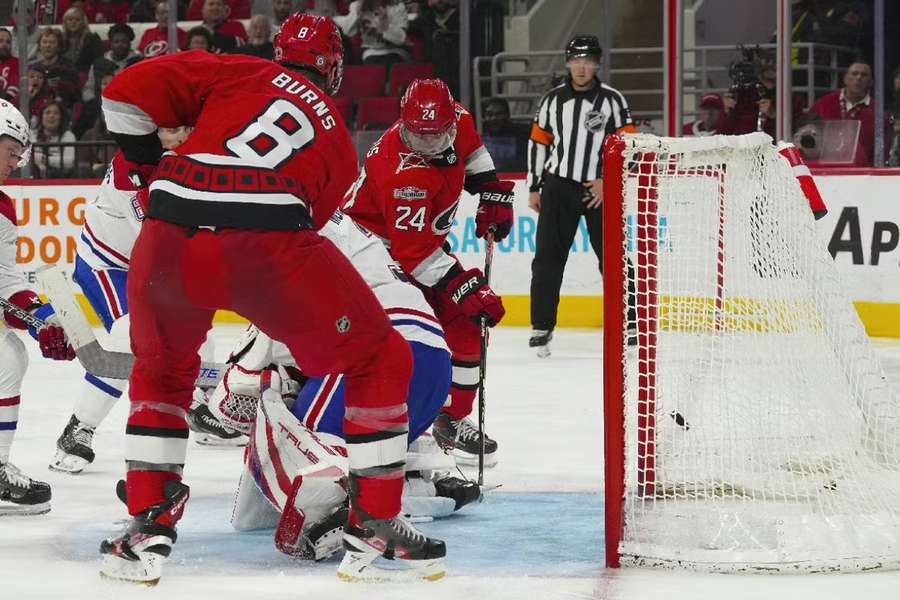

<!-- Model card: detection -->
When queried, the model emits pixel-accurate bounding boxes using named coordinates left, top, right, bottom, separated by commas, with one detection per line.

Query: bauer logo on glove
left=475, top=180, right=515, bottom=241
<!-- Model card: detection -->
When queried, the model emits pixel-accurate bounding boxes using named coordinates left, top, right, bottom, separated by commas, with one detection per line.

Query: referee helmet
left=565, top=35, right=602, bottom=63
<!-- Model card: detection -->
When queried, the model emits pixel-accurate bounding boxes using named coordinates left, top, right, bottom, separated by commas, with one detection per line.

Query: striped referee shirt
left=527, top=77, right=635, bottom=191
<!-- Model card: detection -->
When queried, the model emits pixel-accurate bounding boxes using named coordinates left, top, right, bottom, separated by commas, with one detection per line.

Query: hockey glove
left=443, top=267, right=505, bottom=327
left=475, top=180, right=515, bottom=241
left=28, top=304, right=76, bottom=361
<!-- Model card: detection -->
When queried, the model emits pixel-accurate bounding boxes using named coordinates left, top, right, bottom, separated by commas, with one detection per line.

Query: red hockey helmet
left=399, top=78, right=458, bottom=156
left=274, top=13, right=344, bottom=96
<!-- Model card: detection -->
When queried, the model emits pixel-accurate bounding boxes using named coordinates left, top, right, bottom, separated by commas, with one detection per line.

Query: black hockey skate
left=100, top=479, right=189, bottom=586
left=434, top=475, right=482, bottom=511
left=0, top=461, right=51, bottom=515
left=187, top=390, right=248, bottom=447
left=529, top=329, right=553, bottom=358
left=432, top=413, right=498, bottom=468
left=338, top=481, right=446, bottom=582
left=626, top=323, right=638, bottom=347
left=49, top=414, right=96, bottom=474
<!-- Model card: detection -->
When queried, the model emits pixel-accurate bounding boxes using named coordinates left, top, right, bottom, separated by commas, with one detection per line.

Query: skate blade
left=48, top=449, right=90, bottom=474
left=0, top=500, right=51, bottom=516
left=337, top=551, right=446, bottom=583
left=100, top=553, right=163, bottom=586
left=450, top=449, right=498, bottom=468
left=535, top=345, right=551, bottom=358
left=194, top=433, right=249, bottom=447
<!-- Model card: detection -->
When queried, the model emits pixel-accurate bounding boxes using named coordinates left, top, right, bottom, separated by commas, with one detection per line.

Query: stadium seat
left=338, top=64, right=386, bottom=99
left=332, top=96, right=353, bottom=128
left=356, top=96, right=400, bottom=131
left=388, top=63, right=435, bottom=97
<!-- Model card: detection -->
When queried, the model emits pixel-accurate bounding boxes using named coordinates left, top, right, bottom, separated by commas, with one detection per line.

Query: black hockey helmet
left=565, top=35, right=602, bottom=63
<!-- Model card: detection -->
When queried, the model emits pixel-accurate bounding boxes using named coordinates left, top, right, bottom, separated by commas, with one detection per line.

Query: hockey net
left=603, top=132, right=900, bottom=573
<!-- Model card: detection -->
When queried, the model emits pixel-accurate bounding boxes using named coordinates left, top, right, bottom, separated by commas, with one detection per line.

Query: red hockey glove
left=28, top=304, right=76, bottom=361
left=475, top=180, right=515, bottom=241
left=2, top=289, right=41, bottom=329
left=444, top=267, right=505, bottom=327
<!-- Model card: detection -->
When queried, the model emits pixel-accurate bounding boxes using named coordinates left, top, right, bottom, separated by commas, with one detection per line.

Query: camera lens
left=799, top=134, right=816, bottom=149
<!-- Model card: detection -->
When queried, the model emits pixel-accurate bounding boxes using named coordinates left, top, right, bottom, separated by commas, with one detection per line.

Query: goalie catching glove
left=440, top=266, right=505, bottom=327
left=474, top=180, right=514, bottom=241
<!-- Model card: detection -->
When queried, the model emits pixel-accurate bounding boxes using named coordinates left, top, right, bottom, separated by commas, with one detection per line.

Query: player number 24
left=395, top=205, right=426, bottom=231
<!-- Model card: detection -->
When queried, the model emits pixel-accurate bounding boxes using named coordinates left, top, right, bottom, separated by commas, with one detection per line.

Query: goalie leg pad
left=244, top=367, right=348, bottom=521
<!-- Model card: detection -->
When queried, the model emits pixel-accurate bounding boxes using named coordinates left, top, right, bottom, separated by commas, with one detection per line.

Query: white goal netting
left=609, top=133, right=900, bottom=573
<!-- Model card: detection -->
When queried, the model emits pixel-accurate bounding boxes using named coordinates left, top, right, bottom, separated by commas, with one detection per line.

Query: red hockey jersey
left=102, top=50, right=356, bottom=231
left=343, top=104, right=497, bottom=286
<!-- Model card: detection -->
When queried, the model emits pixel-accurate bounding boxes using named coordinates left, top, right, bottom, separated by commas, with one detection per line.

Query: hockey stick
left=478, top=230, right=496, bottom=486
left=35, top=264, right=226, bottom=388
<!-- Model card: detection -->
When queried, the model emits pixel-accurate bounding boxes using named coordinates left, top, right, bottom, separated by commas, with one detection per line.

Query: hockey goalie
left=210, top=209, right=484, bottom=564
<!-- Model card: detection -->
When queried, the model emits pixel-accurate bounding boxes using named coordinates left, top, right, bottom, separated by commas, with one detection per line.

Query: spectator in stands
left=82, top=0, right=132, bottom=23
left=807, top=61, right=880, bottom=166
left=31, top=99, right=76, bottom=178
left=77, top=108, right=115, bottom=176
left=410, top=0, right=458, bottom=96
left=0, top=29, right=20, bottom=102
left=683, top=94, right=725, bottom=137
left=270, top=0, right=295, bottom=31
left=234, top=15, right=274, bottom=59
left=188, top=0, right=251, bottom=20
left=337, top=0, right=411, bottom=72
left=30, top=27, right=81, bottom=108
left=186, top=26, right=214, bottom=51
left=26, top=65, right=53, bottom=127
left=60, top=7, right=104, bottom=72
left=11, top=1, right=41, bottom=60
left=139, top=0, right=187, bottom=57
left=83, top=23, right=141, bottom=102
left=888, top=66, right=900, bottom=116
left=480, top=97, right=528, bottom=172
left=199, top=0, right=249, bottom=53
left=74, top=70, right=114, bottom=138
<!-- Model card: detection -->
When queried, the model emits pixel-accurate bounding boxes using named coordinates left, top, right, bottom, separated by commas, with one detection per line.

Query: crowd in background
left=0, top=0, right=466, bottom=177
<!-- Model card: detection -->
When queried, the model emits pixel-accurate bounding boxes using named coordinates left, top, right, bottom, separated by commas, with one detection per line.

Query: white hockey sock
left=0, top=395, right=20, bottom=463
left=74, top=374, right=125, bottom=428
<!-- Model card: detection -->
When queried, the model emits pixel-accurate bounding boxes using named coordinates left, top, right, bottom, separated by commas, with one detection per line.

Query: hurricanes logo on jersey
left=397, top=152, right=429, bottom=173
left=585, top=110, right=608, bottom=133
left=336, top=316, right=351, bottom=333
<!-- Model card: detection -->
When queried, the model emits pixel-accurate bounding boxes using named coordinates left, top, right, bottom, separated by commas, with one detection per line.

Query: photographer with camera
left=721, top=47, right=777, bottom=136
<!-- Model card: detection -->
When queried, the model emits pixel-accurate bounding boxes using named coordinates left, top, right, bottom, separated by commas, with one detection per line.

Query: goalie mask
left=274, top=12, right=344, bottom=96
left=399, top=78, right=458, bottom=157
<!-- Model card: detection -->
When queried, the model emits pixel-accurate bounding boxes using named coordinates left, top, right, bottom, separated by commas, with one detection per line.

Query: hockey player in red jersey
left=98, top=14, right=444, bottom=584
left=343, top=78, right=514, bottom=466
left=0, top=100, right=75, bottom=516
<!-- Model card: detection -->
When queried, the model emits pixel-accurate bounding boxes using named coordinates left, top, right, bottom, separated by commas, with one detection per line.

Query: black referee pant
left=530, top=174, right=635, bottom=332
left=530, top=174, right=602, bottom=331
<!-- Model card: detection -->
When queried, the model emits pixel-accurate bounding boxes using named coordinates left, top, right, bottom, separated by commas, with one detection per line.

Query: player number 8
left=226, top=98, right=315, bottom=169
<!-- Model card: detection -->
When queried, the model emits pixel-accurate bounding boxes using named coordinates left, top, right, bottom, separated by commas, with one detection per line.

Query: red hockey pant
left=125, top=220, right=411, bottom=521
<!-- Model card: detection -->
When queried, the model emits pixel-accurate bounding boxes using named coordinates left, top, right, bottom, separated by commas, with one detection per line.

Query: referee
left=527, top=34, right=636, bottom=357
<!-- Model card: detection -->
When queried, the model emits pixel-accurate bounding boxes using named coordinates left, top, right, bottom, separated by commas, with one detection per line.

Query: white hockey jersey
left=75, top=152, right=145, bottom=271
left=0, top=191, right=28, bottom=303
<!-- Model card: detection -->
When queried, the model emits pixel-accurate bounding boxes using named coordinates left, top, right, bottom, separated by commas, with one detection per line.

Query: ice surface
left=2, top=326, right=900, bottom=599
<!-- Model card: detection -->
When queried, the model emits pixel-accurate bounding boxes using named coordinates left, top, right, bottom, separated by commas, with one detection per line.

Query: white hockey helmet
left=0, top=100, right=30, bottom=167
